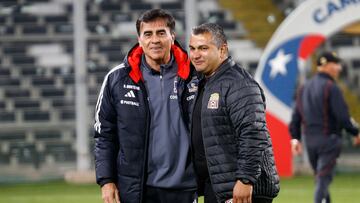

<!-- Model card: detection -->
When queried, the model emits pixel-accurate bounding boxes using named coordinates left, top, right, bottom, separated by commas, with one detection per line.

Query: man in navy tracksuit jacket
left=94, top=9, right=197, bottom=203
left=289, top=51, right=360, bottom=203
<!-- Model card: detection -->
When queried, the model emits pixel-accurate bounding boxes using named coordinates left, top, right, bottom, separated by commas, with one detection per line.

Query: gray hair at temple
left=192, top=23, right=228, bottom=48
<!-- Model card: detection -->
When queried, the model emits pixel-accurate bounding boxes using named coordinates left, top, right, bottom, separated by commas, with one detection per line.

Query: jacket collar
left=205, top=56, right=235, bottom=84
left=317, top=72, right=335, bottom=82
left=125, top=41, right=190, bottom=83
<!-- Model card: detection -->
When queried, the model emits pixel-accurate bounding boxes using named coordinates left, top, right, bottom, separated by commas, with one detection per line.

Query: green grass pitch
left=0, top=173, right=359, bottom=203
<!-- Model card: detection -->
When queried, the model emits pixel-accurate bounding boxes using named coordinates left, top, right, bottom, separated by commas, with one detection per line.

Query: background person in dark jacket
left=289, top=51, right=360, bottom=203
left=189, top=23, right=280, bottom=203
left=94, top=9, right=197, bottom=203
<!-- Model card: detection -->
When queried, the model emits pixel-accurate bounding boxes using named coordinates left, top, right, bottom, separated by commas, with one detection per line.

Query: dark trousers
left=197, top=177, right=218, bottom=203
left=306, top=134, right=342, bottom=203
left=144, top=186, right=197, bottom=203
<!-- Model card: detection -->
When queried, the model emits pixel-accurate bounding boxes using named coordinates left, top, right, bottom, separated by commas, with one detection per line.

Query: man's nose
left=190, top=50, right=200, bottom=59
left=150, top=35, right=160, bottom=43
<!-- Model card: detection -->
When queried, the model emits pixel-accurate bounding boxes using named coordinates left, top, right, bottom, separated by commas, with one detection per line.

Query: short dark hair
left=192, top=23, right=227, bottom=48
left=136, top=9, right=175, bottom=36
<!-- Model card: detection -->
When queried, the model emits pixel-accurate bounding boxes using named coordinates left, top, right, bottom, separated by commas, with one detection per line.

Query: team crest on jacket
left=188, top=82, right=198, bottom=93
left=208, top=93, right=219, bottom=109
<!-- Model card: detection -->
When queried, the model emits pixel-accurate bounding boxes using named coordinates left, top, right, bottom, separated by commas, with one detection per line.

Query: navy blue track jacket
left=94, top=42, right=198, bottom=203
left=289, top=72, right=359, bottom=140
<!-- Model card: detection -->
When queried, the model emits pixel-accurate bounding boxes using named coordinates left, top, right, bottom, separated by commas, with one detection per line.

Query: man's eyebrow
left=156, top=29, right=167, bottom=32
left=142, top=30, right=153, bottom=34
left=189, top=44, right=207, bottom=49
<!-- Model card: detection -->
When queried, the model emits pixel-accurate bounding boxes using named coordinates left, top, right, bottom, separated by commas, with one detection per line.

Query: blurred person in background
left=289, top=51, right=360, bottom=203
left=189, top=22, right=280, bottom=203
left=93, top=9, right=197, bottom=203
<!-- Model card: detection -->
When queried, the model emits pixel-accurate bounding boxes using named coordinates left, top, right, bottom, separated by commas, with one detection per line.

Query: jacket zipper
left=196, top=83, right=219, bottom=202
left=200, top=89, right=217, bottom=201
left=160, top=68, right=164, bottom=100
left=139, top=82, right=150, bottom=203
left=177, top=77, right=187, bottom=124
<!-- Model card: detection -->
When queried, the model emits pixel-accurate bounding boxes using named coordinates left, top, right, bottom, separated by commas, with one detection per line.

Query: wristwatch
left=239, top=178, right=252, bottom=185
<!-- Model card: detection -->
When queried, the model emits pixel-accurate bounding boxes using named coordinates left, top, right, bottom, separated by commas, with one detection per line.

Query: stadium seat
left=111, top=12, right=132, bottom=23
left=13, top=14, right=38, bottom=24
left=0, top=102, right=5, bottom=109
left=3, top=46, right=26, bottom=54
left=52, top=99, right=74, bottom=108
left=0, top=152, right=10, bottom=165
left=32, top=76, right=55, bottom=86
left=34, top=131, right=62, bottom=140
left=0, top=78, right=21, bottom=86
left=9, top=143, right=40, bottom=167
left=44, top=15, right=69, bottom=24
left=129, top=2, right=153, bottom=10
left=41, top=88, right=65, bottom=97
left=44, top=143, right=76, bottom=162
left=87, top=23, right=110, bottom=34
left=62, top=75, right=75, bottom=85
left=0, top=112, right=16, bottom=122
left=60, top=109, right=75, bottom=120
left=11, top=55, right=36, bottom=65
left=160, top=2, right=183, bottom=10
left=87, top=14, right=100, bottom=23
left=0, top=69, right=11, bottom=77
left=20, top=66, right=40, bottom=76
left=331, top=34, right=354, bottom=47
left=0, top=131, right=26, bottom=141
left=353, top=60, right=360, bottom=69
left=54, top=23, right=73, bottom=34
left=99, top=2, right=122, bottom=11
left=23, top=110, right=50, bottom=121
left=0, top=26, right=15, bottom=35
left=0, top=16, right=5, bottom=24
left=14, top=100, right=41, bottom=109
left=4, top=89, right=31, bottom=98
left=22, top=25, right=47, bottom=34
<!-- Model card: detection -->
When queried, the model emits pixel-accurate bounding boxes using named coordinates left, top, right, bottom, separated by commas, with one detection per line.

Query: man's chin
left=194, top=67, right=205, bottom=73
left=149, top=54, right=165, bottom=60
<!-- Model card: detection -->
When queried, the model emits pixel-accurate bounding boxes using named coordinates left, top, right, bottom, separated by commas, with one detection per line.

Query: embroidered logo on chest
left=207, top=93, right=219, bottom=109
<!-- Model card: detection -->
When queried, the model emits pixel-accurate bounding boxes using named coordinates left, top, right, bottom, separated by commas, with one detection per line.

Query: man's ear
left=220, top=44, right=228, bottom=58
left=138, top=37, right=142, bottom=47
left=171, top=32, right=175, bottom=44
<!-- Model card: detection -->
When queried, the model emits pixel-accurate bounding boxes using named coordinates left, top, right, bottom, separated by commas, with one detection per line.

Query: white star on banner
left=269, top=49, right=292, bottom=79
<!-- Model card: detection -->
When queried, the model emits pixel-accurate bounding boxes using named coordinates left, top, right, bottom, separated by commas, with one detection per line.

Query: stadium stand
left=0, top=0, right=359, bottom=180
left=0, top=0, right=252, bottom=180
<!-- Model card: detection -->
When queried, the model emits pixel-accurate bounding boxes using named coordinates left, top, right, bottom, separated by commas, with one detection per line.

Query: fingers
left=115, top=190, right=121, bottom=203
left=291, top=142, right=303, bottom=156
left=101, top=183, right=120, bottom=203
left=352, top=135, right=360, bottom=147
left=233, top=195, right=252, bottom=203
left=232, top=180, right=252, bottom=203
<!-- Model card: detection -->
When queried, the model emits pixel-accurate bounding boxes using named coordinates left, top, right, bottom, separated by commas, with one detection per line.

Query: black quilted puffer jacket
left=197, top=57, right=280, bottom=202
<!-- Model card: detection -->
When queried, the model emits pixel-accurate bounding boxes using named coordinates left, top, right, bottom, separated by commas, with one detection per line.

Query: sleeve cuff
left=98, top=178, right=115, bottom=187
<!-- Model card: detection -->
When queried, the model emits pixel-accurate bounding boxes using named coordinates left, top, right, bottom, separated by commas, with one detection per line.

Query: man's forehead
left=190, top=33, right=214, bottom=46
left=140, top=19, right=169, bottom=31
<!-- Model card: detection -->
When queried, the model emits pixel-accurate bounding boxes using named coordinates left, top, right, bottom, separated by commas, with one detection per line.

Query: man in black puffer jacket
left=189, top=23, right=280, bottom=203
